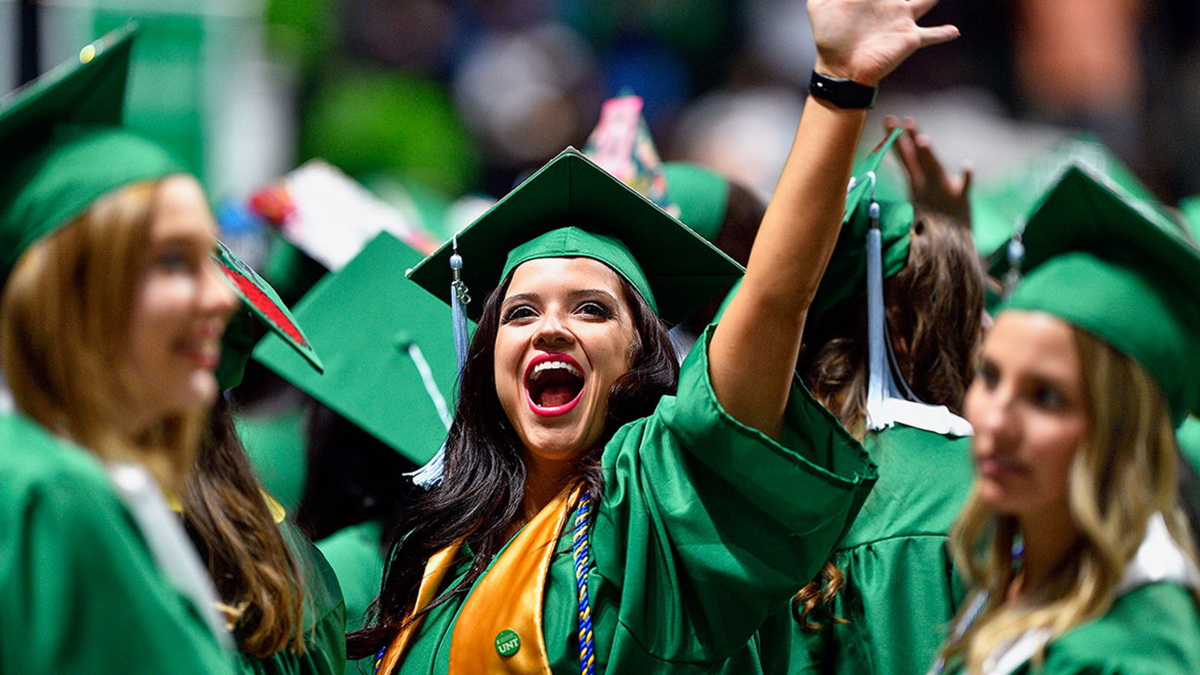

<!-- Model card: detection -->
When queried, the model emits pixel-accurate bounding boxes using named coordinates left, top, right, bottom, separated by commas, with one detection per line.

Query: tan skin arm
left=709, top=0, right=959, bottom=439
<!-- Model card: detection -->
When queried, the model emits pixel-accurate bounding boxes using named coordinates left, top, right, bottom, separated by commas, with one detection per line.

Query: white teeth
left=530, top=360, right=583, bottom=381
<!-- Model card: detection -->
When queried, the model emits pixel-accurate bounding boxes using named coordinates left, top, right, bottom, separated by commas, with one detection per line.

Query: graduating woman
left=929, top=168, right=1200, bottom=675
left=790, top=121, right=984, bottom=675
left=347, top=2, right=959, bottom=673
left=0, top=29, right=239, bottom=674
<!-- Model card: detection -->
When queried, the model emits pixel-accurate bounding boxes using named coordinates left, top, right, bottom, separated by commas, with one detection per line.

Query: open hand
left=885, top=115, right=972, bottom=225
left=808, top=0, right=959, bottom=86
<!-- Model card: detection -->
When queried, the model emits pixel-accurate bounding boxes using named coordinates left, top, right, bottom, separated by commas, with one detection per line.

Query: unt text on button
left=495, top=629, right=520, bottom=657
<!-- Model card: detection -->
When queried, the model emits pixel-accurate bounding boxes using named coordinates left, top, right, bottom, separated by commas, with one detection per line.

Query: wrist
left=808, top=70, right=878, bottom=109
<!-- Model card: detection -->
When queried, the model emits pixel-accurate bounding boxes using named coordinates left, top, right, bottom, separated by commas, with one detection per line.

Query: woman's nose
left=533, top=310, right=573, bottom=348
left=203, top=261, right=239, bottom=322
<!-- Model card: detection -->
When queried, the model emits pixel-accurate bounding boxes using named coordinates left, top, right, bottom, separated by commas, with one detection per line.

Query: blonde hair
left=940, top=326, right=1200, bottom=674
left=0, top=181, right=202, bottom=494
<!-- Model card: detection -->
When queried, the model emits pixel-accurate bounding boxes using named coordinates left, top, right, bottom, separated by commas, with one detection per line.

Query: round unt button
left=495, top=629, right=521, bottom=657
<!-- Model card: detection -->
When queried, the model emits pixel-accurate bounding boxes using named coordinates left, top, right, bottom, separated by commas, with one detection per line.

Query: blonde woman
left=0, top=30, right=240, bottom=673
left=930, top=167, right=1200, bottom=675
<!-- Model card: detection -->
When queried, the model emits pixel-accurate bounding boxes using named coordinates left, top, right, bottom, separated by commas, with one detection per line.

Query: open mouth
left=524, top=354, right=585, bottom=416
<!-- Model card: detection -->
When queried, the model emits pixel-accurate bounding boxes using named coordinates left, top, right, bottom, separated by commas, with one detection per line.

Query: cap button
left=79, top=44, right=96, bottom=64
left=495, top=629, right=520, bottom=657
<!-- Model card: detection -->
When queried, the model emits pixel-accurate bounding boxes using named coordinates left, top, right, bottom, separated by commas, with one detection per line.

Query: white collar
left=873, top=397, right=974, bottom=438
left=980, top=514, right=1199, bottom=675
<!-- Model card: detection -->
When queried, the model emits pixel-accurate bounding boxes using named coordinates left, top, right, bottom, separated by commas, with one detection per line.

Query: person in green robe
left=788, top=120, right=984, bottom=675
left=929, top=168, right=1200, bottom=675
left=341, top=3, right=960, bottom=674
left=252, top=231, right=463, bottom=675
left=0, top=27, right=241, bottom=674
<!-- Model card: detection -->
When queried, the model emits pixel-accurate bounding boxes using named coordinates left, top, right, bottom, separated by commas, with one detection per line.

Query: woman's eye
left=1032, top=386, right=1065, bottom=410
left=501, top=305, right=536, bottom=323
left=976, top=362, right=1000, bottom=389
left=577, top=301, right=614, bottom=319
left=154, top=250, right=192, bottom=273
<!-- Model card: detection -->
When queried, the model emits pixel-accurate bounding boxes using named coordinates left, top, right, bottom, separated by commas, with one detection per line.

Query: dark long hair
left=183, top=396, right=308, bottom=657
left=294, top=401, right=420, bottom=543
left=347, top=270, right=678, bottom=658
left=793, top=208, right=985, bottom=629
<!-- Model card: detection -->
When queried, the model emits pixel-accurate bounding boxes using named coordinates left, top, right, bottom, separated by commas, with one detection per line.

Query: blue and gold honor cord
left=572, top=491, right=597, bottom=675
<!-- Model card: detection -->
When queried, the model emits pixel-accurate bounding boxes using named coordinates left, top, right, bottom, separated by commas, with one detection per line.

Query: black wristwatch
left=808, top=71, right=877, bottom=109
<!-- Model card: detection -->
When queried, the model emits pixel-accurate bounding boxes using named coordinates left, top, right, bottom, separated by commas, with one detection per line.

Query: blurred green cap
left=1001, top=167, right=1200, bottom=425
left=0, top=25, right=187, bottom=288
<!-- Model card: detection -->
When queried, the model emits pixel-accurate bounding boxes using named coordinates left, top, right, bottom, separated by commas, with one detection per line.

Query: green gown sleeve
left=316, top=520, right=386, bottom=675
left=237, top=520, right=348, bottom=675
left=0, top=414, right=238, bottom=675
left=577, top=325, right=877, bottom=672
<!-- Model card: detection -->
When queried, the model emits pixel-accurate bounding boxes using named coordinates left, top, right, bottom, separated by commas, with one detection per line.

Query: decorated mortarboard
left=212, top=240, right=323, bottom=390
left=971, top=134, right=1159, bottom=260
left=0, top=24, right=187, bottom=287
left=406, top=147, right=743, bottom=326
left=582, top=93, right=679, bottom=218
left=254, top=232, right=463, bottom=465
left=998, top=166, right=1200, bottom=425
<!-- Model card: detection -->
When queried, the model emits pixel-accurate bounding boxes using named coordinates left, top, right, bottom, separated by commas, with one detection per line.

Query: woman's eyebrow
left=568, top=289, right=618, bottom=303
left=502, top=292, right=540, bottom=306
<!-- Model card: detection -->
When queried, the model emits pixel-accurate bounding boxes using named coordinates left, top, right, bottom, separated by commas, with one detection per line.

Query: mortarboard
left=999, top=167, right=1200, bottom=425
left=254, top=232, right=462, bottom=465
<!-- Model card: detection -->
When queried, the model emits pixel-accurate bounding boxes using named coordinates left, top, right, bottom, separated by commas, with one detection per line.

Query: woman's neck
left=1012, top=509, right=1083, bottom=598
left=518, top=453, right=575, bottom=530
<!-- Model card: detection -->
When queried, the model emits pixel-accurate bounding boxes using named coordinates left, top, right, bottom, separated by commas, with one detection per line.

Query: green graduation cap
left=1000, top=166, right=1200, bottom=425
left=0, top=24, right=186, bottom=287
left=806, top=128, right=913, bottom=328
left=254, top=232, right=463, bottom=465
left=661, top=162, right=730, bottom=244
left=1179, top=195, right=1200, bottom=245
left=405, top=147, right=743, bottom=325
left=971, top=134, right=1159, bottom=259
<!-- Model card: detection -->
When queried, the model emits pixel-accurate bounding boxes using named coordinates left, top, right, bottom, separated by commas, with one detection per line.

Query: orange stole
left=376, top=484, right=582, bottom=675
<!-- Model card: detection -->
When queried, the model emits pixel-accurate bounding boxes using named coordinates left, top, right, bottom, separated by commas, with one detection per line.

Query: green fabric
left=0, top=412, right=238, bottom=674
left=317, top=521, right=386, bottom=675
left=972, top=134, right=1159, bottom=258
left=1178, top=417, right=1200, bottom=475
left=0, top=27, right=189, bottom=288
left=392, top=324, right=877, bottom=674
left=233, top=521, right=346, bottom=675
left=504, top=226, right=658, bottom=315
left=236, top=409, right=308, bottom=514
left=662, top=162, right=729, bottom=243
left=1180, top=195, right=1200, bottom=245
left=807, top=128, right=911, bottom=328
left=255, top=233, right=460, bottom=465
left=791, top=424, right=974, bottom=675
left=996, top=165, right=1200, bottom=425
left=234, top=520, right=347, bottom=675
left=943, top=582, right=1200, bottom=675
left=406, top=147, right=743, bottom=324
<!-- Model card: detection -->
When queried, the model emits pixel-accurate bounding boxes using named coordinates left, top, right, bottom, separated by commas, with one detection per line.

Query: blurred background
left=4, top=0, right=1200, bottom=250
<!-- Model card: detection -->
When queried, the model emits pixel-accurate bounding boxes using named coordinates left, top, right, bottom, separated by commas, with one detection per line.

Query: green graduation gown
left=0, top=412, right=237, bottom=674
left=318, top=520, right=386, bottom=675
left=937, top=516, right=1200, bottom=675
left=385, top=327, right=877, bottom=674
left=234, top=519, right=348, bottom=675
left=792, top=422, right=975, bottom=675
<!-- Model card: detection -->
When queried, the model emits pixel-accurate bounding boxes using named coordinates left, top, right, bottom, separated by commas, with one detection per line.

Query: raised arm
left=709, top=0, right=958, bottom=438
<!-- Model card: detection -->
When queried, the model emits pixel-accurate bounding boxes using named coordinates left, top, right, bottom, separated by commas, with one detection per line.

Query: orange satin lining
left=450, top=484, right=580, bottom=674
left=375, top=483, right=581, bottom=675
